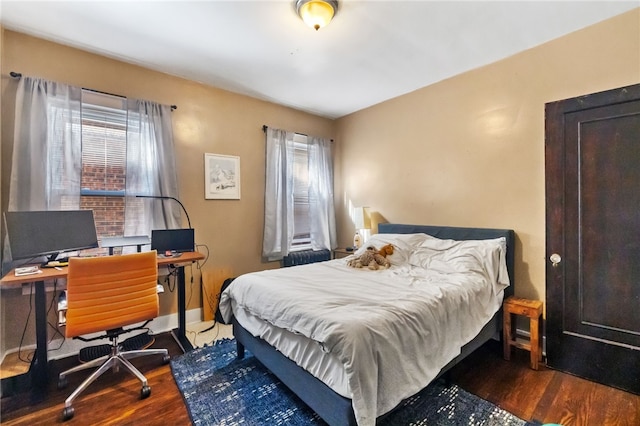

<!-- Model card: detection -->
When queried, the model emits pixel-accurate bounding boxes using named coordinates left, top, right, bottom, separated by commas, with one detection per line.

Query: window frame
left=290, top=133, right=312, bottom=251
left=79, top=91, right=129, bottom=245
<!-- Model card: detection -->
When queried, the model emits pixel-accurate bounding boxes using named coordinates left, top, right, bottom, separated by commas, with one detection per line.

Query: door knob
left=550, top=253, right=562, bottom=266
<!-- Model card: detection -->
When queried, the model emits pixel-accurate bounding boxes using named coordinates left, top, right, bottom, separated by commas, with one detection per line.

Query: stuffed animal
left=377, top=244, right=394, bottom=258
left=347, top=244, right=394, bottom=270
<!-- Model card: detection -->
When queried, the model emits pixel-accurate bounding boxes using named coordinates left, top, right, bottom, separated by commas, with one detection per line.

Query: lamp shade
left=296, top=0, right=338, bottom=31
left=353, top=207, right=371, bottom=230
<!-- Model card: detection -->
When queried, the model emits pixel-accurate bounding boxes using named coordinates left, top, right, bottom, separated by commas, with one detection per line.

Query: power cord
left=201, top=274, right=219, bottom=321
left=186, top=265, right=194, bottom=309
left=185, top=243, right=209, bottom=310
left=198, top=277, right=220, bottom=335
left=195, top=244, right=210, bottom=270
left=164, top=266, right=177, bottom=293
left=186, top=321, right=221, bottom=348
left=18, top=281, right=67, bottom=363
left=46, top=279, right=65, bottom=351
left=17, top=283, right=35, bottom=364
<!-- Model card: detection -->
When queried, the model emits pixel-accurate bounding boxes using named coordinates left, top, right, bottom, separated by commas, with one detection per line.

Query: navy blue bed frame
left=233, top=224, right=515, bottom=426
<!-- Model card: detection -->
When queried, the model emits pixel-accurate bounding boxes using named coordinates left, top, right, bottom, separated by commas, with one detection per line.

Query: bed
left=219, top=224, right=515, bottom=426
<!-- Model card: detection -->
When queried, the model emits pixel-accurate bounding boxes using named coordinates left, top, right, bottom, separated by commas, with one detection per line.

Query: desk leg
left=32, top=280, right=49, bottom=401
left=171, top=265, right=194, bottom=353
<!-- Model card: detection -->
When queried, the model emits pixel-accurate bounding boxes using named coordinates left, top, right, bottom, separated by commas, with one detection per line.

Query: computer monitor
left=4, top=210, right=99, bottom=262
left=151, top=229, right=195, bottom=254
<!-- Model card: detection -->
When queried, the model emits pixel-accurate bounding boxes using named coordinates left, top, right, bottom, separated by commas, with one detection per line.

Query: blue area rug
left=171, top=338, right=538, bottom=425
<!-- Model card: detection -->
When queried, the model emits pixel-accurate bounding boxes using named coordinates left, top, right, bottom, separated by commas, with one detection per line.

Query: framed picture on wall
left=204, top=153, right=241, bottom=200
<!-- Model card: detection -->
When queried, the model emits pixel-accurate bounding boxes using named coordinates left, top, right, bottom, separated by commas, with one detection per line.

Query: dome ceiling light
left=296, top=0, right=338, bottom=31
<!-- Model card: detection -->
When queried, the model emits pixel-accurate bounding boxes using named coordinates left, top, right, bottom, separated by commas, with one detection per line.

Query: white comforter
left=219, top=234, right=509, bottom=426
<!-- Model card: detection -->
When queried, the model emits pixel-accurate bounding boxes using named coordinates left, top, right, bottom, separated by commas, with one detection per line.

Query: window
left=77, top=91, right=176, bottom=249
left=263, top=127, right=335, bottom=259
left=7, top=77, right=179, bottom=263
left=79, top=91, right=128, bottom=243
left=292, top=134, right=310, bottom=249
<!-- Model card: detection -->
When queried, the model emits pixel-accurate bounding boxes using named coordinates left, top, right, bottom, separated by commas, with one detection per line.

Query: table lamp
left=353, top=207, right=371, bottom=249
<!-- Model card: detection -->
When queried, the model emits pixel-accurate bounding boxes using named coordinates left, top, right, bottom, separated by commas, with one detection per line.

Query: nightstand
left=503, top=296, right=543, bottom=370
left=332, top=248, right=355, bottom=259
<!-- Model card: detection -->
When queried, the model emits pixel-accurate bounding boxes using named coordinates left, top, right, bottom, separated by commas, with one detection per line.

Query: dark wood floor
left=1, top=334, right=638, bottom=425
left=450, top=340, right=640, bottom=426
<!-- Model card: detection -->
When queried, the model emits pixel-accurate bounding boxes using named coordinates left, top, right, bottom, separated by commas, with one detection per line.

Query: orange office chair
left=57, top=251, right=169, bottom=421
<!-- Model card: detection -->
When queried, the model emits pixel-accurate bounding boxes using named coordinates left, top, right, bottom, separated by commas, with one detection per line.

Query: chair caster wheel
left=62, top=406, right=74, bottom=421
left=141, top=385, right=151, bottom=399
left=162, top=354, right=171, bottom=364
left=57, top=376, right=68, bottom=390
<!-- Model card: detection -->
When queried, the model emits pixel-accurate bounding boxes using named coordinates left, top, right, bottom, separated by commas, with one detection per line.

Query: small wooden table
left=332, top=247, right=355, bottom=259
left=503, top=296, right=543, bottom=370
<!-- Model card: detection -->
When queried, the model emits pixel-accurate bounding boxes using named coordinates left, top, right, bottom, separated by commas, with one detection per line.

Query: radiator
left=282, top=249, right=331, bottom=267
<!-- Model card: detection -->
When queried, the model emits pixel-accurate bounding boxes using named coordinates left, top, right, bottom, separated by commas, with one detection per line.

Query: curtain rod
left=9, top=71, right=177, bottom=111
left=262, top=125, right=333, bottom=142
left=263, top=125, right=307, bottom=137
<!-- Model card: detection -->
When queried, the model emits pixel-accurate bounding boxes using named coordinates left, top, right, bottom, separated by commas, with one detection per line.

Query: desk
left=160, top=252, right=205, bottom=352
left=0, top=251, right=204, bottom=399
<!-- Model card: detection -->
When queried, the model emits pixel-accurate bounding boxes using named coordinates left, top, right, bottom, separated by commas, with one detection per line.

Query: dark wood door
left=545, top=84, right=640, bottom=395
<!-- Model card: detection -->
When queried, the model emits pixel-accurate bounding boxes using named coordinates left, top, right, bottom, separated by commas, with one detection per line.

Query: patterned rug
left=171, top=338, right=538, bottom=425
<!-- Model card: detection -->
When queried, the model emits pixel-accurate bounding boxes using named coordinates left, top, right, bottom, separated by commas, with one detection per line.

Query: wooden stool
left=503, top=296, right=543, bottom=370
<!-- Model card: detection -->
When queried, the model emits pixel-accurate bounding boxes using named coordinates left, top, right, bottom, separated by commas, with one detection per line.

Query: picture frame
left=204, top=153, right=241, bottom=200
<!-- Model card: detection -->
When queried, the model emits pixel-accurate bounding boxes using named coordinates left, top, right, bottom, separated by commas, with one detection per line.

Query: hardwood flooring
left=1, top=334, right=190, bottom=426
left=1, top=334, right=638, bottom=425
left=450, top=340, right=640, bottom=426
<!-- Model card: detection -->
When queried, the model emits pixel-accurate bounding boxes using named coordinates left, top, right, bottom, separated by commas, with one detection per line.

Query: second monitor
left=151, top=229, right=195, bottom=256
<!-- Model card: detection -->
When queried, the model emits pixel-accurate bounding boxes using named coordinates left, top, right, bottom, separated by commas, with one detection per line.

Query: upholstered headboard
left=378, top=223, right=515, bottom=298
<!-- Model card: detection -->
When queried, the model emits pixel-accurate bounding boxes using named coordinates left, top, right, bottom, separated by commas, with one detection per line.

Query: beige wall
left=334, top=9, right=640, bottom=308
left=0, top=30, right=335, bottom=353
left=1, top=9, right=638, bottom=355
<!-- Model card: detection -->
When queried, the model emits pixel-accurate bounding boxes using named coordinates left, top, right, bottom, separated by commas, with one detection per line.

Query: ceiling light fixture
left=296, top=0, right=338, bottom=31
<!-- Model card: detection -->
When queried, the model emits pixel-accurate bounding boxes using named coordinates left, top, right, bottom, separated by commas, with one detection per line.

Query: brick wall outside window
left=80, top=164, right=125, bottom=238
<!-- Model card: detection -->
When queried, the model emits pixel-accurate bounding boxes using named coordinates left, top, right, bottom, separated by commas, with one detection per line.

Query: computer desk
left=0, top=251, right=204, bottom=400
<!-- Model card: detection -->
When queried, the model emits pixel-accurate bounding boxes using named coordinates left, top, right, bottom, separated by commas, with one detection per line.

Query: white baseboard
left=1, top=308, right=204, bottom=363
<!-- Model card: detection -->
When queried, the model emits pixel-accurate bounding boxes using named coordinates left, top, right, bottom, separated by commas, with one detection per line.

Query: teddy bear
left=346, top=244, right=394, bottom=270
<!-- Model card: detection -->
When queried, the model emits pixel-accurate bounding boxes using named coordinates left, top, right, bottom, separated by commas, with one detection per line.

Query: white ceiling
left=1, top=1, right=637, bottom=119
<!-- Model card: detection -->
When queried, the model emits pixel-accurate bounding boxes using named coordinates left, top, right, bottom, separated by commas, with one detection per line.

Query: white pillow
left=353, top=233, right=430, bottom=265
left=409, top=236, right=509, bottom=292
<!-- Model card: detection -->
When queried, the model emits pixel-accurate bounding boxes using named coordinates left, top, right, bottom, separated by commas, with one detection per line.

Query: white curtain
left=4, top=77, right=180, bottom=266
left=262, top=127, right=336, bottom=260
left=124, top=99, right=181, bottom=236
left=263, top=128, right=296, bottom=260
left=8, top=77, right=82, bottom=212
left=3, top=77, right=82, bottom=270
left=308, top=135, right=337, bottom=251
